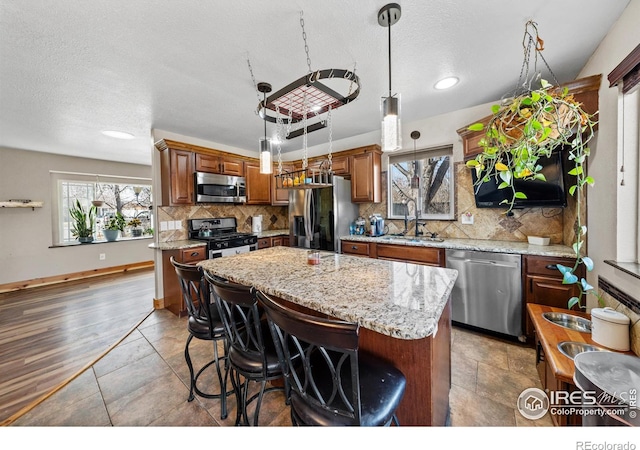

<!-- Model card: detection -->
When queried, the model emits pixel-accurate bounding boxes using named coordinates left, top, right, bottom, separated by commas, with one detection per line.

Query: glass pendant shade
left=381, top=95, right=401, bottom=152
left=259, top=137, right=272, bottom=174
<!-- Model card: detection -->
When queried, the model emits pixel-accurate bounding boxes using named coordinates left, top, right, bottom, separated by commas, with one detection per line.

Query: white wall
left=0, top=147, right=153, bottom=285
left=578, top=0, right=640, bottom=304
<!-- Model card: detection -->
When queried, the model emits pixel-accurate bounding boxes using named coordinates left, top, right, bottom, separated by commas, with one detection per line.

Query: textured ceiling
left=0, top=0, right=631, bottom=165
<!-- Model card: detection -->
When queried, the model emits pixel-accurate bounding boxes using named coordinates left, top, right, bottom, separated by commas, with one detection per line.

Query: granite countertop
left=254, top=229, right=289, bottom=238
left=148, top=239, right=206, bottom=250
left=340, top=235, right=576, bottom=258
left=198, top=246, right=458, bottom=340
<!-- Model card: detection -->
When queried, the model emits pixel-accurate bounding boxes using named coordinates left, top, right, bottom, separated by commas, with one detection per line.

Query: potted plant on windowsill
left=127, top=218, right=143, bottom=237
left=103, top=212, right=126, bottom=242
left=69, top=199, right=96, bottom=244
left=465, top=21, right=601, bottom=310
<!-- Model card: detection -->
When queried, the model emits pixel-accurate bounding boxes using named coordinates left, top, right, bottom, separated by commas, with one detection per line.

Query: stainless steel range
left=188, top=217, right=257, bottom=259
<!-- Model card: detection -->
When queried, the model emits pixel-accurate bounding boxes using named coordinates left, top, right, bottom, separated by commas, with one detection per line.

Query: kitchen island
left=199, top=246, right=459, bottom=426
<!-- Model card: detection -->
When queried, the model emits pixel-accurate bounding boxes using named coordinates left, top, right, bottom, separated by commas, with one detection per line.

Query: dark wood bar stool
left=204, top=272, right=289, bottom=426
left=256, top=289, right=407, bottom=426
left=169, top=257, right=231, bottom=419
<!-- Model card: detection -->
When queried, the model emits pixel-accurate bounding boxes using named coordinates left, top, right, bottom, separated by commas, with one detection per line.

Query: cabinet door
left=271, top=163, right=294, bottom=206
left=331, top=155, right=350, bottom=175
left=376, top=244, right=445, bottom=267
left=246, top=163, right=271, bottom=204
left=195, top=153, right=221, bottom=173
left=170, top=149, right=194, bottom=205
left=272, top=237, right=283, bottom=247
left=523, top=255, right=583, bottom=339
left=351, top=151, right=381, bottom=203
left=220, top=157, right=245, bottom=176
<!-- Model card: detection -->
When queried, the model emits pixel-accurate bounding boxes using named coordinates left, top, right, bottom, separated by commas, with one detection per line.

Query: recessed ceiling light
left=434, top=77, right=459, bottom=90
left=101, top=130, right=135, bottom=139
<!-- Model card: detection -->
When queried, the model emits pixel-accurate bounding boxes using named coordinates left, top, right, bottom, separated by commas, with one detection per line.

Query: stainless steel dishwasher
left=446, top=249, right=523, bottom=339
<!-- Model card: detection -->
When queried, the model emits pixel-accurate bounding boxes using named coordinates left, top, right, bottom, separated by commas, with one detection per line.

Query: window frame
left=50, top=171, right=153, bottom=245
left=387, top=144, right=455, bottom=221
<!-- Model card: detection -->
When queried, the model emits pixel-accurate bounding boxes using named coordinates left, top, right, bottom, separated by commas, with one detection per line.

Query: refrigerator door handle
left=304, top=189, right=313, bottom=245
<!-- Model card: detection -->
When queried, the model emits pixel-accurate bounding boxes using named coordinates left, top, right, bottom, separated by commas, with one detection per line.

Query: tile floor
left=11, top=308, right=553, bottom=427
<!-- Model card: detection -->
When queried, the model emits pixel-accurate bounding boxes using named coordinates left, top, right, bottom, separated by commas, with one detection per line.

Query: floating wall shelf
left=1, top=200, right=44, bottom=210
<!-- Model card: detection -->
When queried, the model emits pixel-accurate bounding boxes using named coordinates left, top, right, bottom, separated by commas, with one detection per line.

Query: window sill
left=604, top=260, right=640, bottom=282
left=50, top=236, right=153, bottom=248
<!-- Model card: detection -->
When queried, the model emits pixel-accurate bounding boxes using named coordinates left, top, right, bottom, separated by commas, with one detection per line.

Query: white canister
left=590, top=307, right=630, bottom=351
left=251, top=215, right=262, bottom=233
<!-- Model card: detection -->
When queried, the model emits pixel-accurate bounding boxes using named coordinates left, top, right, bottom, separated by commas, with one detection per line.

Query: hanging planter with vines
left=465, top=21, right=600, bottom=310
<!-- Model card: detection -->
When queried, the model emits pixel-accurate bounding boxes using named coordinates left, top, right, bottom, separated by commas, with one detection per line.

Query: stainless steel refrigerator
left=288, top=176, right=358, bottom=252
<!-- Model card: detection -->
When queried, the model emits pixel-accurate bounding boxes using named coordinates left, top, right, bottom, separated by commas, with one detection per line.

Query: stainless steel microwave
left=195, top=172, right=246, bottom=203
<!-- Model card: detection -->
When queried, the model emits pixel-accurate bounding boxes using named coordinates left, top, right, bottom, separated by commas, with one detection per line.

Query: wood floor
left=0, top=268, right=154, bottom=424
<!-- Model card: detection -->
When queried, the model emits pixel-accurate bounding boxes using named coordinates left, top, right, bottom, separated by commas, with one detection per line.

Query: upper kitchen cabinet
left=457, top=74, right=602, bottom=160
left=156, top=140, right=194, bottom=206
left=245, top=162, right=271, bottom=205
left=350, top=145, right=382, bottom=203
left=195, top=153, right=245, bottom=176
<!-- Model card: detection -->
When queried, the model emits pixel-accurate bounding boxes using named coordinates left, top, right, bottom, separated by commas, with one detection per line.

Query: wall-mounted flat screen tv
left=471, top=150, right=567, bottom=209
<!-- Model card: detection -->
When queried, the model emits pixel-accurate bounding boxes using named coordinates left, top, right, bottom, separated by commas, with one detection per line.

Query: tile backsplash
left=360, top=162, right=567, bottom=244
left=157, top=204, right=288, bottom=241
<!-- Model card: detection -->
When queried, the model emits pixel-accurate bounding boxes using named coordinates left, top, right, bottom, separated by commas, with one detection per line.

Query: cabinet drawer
left=257, top=238, right=271, bottom=249
left=180, top=246, right=206, bottom=263
left=376, top=244, right=444, bottom=266
left=524, top=255, right=572, bottom=277
left=341, top=241, right=370, bottom=256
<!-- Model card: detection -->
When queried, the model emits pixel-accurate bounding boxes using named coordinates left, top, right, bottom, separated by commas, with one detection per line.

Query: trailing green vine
left=466, top=80, right=601, bottom=309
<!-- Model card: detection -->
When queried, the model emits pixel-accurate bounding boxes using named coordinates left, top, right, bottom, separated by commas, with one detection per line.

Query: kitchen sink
left=542, top=312, right=592, bottom=333
left=557, top=341, right=610, bottom=360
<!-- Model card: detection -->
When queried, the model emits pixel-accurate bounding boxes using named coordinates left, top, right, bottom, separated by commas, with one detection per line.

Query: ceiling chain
left=300, top=11, right=313, bottom=75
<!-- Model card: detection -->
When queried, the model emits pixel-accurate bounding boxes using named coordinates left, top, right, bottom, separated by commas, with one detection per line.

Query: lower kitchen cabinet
left=523, top=255, right=584, bottom=342
left=161, top=245, right=207, bottom=317
left=341, top=241, right=371, bottom=257
left=376, top=244, right=444, bottom=267
left=258, top=235, right=289, bottom=249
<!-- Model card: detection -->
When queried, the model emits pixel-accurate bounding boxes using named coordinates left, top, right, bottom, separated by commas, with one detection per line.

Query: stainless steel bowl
left=542, top=311, right=592, bottom=333
left=557, top=341, right=610, bottom=360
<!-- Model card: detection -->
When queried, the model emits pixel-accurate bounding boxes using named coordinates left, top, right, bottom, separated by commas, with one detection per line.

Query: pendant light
left=257, top=82, right=273, bottom=174
left=379, top=3, right=402, bottom=152
left=410, top=131, right=420, bottom=189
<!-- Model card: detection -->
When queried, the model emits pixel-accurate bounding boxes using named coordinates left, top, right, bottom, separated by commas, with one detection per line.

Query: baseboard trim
left=0, top=261, right=155, bottom=294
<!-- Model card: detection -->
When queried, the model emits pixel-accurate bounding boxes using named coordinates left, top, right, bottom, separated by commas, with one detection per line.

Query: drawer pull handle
left=352, top=246, right=358, bottom=250
left=191, top=252, right=199, bottom=257
left=545, top=264, right=557, bottom=270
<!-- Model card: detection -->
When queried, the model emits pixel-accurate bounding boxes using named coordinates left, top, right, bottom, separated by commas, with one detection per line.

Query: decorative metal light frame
left=379, top=3, right=402, bottom=152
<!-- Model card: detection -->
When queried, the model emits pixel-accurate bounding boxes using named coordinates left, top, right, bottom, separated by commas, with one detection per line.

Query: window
left=387, top=145, right=455, bottom=220
left=52, top=172, right=153, bottom=244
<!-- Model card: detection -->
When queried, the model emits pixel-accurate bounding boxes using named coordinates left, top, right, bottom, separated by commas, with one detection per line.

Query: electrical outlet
left=461, top=213, right=474, bottom=225
left=99, top=253, right=106, bottom=260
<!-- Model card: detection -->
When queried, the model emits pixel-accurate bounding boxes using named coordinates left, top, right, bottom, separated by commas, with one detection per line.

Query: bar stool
left=170, top=257, right=231, bottom=419
left=204, top=272, right=289, bottom=426
left=256, top=289, right=407, bottom=426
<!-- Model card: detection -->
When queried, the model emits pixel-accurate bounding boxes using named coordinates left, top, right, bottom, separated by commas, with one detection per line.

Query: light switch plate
left=160, top=221, right=168, bottom=231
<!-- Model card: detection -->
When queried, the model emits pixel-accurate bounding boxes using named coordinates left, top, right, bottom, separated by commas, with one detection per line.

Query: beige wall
left=577, top=0, right=640, bottom=308
left=0, top=147, right=153, bottom=286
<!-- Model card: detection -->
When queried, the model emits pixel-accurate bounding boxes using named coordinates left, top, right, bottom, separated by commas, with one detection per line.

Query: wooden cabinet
left=245, top=162, right=271, bottom=205
left=161, top=245, right=206, bottom=317
left=350, top=147, right=382, bottom=203
left=257, top=235, right=288, bottom=249
left=456, top=74, right=602, bottom=161
left=330, top=155, right=350, bottom=175
left=195, top=153, right=245, bottom=176
left=376, top=244, right=445, bottom=267
left=157, top=145, right=194, bottom=206
left=341, top=241, right=371, bottom=257
left=271, top=163, right=294, bottom=206
left=523, top=255, right=584, bottom=340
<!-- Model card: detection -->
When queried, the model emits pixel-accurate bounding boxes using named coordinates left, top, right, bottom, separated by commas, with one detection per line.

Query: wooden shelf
left=1, top=201, right=44, bottom=210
